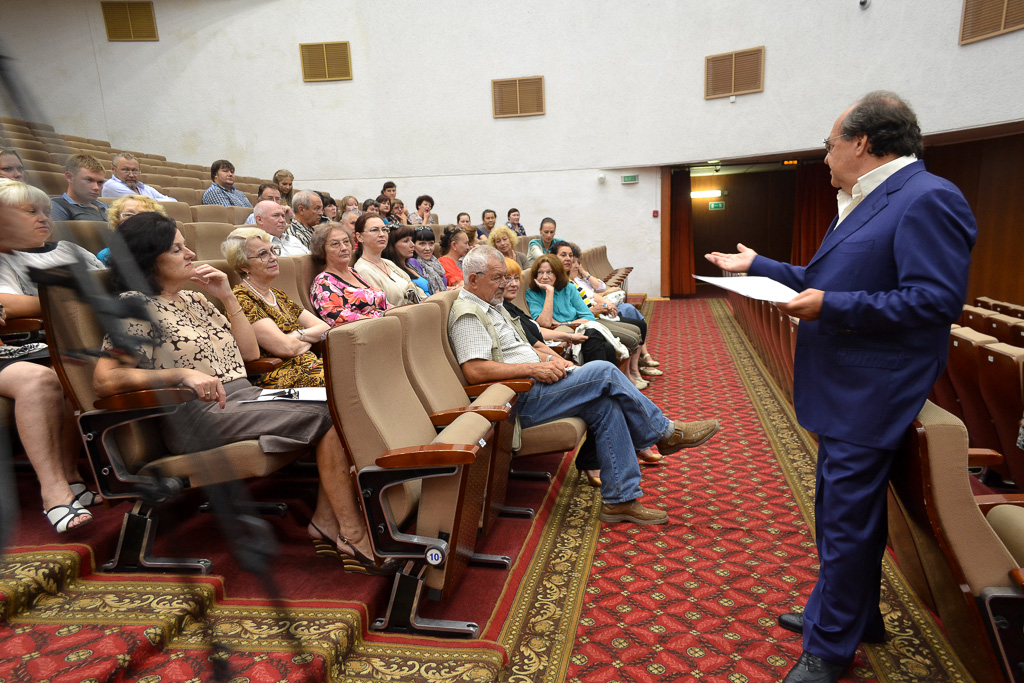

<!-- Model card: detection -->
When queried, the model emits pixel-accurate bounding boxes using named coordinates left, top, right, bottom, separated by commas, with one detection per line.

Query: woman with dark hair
left=391, top=198, right=408, bottom=225
left=410, top=227, right=447, bottom=294
left=352, top=213, right=425, bottom=305
left=408, top=194, right=436, bottom=225
left=321, top=195, right=338, bottom=221
left=382, top=224, right=430, bottom=295
left=93, top=212, right=393, bottom=574
left=525, top=254, right=648, bottom=390
left=437, top=225, right=469, bottom=287
left=377, top=195, right=399, bottom=226
left=527, top=217, right=558, bottom=265
left=309, top=223, right=390, bottom=325
left=505, top=208, right=525, bottom=236
left=361, top=198, right=380, bottom=215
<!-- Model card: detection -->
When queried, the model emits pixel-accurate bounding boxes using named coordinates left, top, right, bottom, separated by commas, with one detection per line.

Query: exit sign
left=621, top=175, right=639, bottom=184
left=709, top=201, right=725, bottom=210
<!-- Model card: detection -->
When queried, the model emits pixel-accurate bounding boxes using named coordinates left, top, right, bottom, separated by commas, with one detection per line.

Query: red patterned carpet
left=0, top=296, right=972, bottom=683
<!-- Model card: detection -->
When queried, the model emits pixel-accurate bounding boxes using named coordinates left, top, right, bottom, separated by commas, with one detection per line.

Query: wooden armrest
left=968, top=448, right=1003, bottom=467
left=0, top=317, right=44, bottom=334
left=1011, top=568, right=1024, bottom=591
left=94, top=387, right=196, bottom=411
left=429, top=404, right=512, bottom=426
left=464, top=379, right=534, bottom=396
left=375, top=443, right=480, bottom=468
left=977, top=493, right=1024, bottom=516
left=245, top=357, right=284, bottom=374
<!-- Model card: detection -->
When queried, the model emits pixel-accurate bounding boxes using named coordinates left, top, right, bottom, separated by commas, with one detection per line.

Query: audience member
left=410, top=226, right=447, bottom=295
left=95, top=213, right=389, bottom=573
left=448, top=246, right=719, bottom=525
left=527, top=217, right=558, bottom=265
left=273, top=169, right=295, bottom=205
left=222, top=226, right=329, bottom=388
left=51, top=154, right=108, bottom=222
left=253, top=200, right=307, bottom=256
left=408, top=194, right=436, bottom=225
left=488, top=225, right=528, bottom=269
left=1, top=180, right=103, bottom=314
left=339, top=195, right=360, bottom=215
left=107, top=195, right=166, bottom=228
left=202, top=159, right=252, bottom=208
left=554, top=240, right=661, bottom=376
left=382, top=224, right=430, bottom=294
left=244, top=183, right=284, bottom=224
left=438, top=225, right=469, bottom=287
left=101, top=152, right=174, bottom=202
left=476, top=209, right=497, bottom=239
left=288, top=190, right=323, bottom=249
left=322, top=194, right=338, bottom=221
left=506, top=208, right=526, bottom=236
left=309, top=223, right=390, bottom=325
left=381, top=181, right=397, bottom=200
left=338, top=209, right=359, bottom=243
left=361, top=198, right=380, bottom=215
left=0, top=179, right=102, bottom=533
left=391, top=198, right=408, bottom=224
left=377, top=195, right=398, bottom=225
left=526, top=254, right=647, bottom=389
left=0, top=149, right=26, bottom=182
left=352, top=214, right=425, bottom=305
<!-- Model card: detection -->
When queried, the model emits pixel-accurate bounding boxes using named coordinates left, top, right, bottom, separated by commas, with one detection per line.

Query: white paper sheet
left=240, top=387, right=327, bottom=403
left=694, top=275, right=799, bottom=303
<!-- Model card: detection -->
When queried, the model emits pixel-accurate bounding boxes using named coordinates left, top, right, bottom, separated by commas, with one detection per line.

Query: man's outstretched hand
left=704, top=243, right=758, bottom=273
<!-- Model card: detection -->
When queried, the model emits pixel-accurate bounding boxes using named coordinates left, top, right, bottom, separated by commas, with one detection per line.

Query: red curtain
left=790, top=162, right=836, bottom=266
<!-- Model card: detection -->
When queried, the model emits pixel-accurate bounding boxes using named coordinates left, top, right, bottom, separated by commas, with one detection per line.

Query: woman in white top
left=351, top=214, right=426, bottom=306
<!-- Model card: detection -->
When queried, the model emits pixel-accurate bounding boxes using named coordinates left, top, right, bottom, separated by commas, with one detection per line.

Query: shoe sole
left=658, top=421, right=721, bottom=456
left=599, top=511, right=669, bottom=525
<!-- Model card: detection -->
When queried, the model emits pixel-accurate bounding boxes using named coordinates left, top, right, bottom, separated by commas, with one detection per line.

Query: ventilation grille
left=300, top=42, right=352, bottom=82
left=960, top=0, right=1024, bottom=44
left=492, top=77, right=545, bottom=118
left=101, top=1, right=158, bottom=41
left=704, top=46, right=764, bottom=99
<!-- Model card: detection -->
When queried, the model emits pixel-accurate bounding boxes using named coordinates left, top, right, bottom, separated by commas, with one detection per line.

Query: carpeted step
left=0, top=548, right=83, bottom=622
left=341, top=645, right=505, bottom=682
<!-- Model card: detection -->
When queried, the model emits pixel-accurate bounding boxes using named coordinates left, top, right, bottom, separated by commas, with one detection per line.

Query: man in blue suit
left=706, top=91, right=976, bottom=683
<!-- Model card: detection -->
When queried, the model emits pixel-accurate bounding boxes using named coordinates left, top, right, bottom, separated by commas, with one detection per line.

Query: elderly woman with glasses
left=309, top=222, right=391, bottom=325
left=351, top=213, right=425, bottom=306
left=221, top=227, right=329, bottom=389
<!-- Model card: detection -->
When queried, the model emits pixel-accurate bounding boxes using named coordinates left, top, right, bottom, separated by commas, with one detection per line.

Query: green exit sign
left=621, top=174, right=639, bottom=184
left=709, top=201, right=725, bottom=210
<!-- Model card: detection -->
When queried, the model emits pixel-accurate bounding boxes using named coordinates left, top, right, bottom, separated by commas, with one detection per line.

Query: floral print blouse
left=310, top=269, right=390, bottom=326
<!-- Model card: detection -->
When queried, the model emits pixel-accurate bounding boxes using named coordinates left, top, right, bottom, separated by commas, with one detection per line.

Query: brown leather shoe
left=656, top=419, right=720, bottom=456
left=599, top=499, right=668, bottom=525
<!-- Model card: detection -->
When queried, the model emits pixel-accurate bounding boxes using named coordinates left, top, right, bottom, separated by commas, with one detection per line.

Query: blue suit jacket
left=750, top=161, right=976, bottom=450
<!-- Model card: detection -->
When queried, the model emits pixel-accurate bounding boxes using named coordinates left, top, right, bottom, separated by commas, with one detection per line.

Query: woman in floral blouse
left=309, top=223, right=390, bottom=325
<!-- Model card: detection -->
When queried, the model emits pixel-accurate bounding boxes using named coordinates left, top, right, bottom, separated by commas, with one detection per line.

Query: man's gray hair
left=462, top=245, right=504, bottom=278
left=292, top=189, right=317, bottom=211
left=110, top=152, right=138, bottom=167
left=253, top=200, right=278, bottom=219
left=341, top=209, right=360, bottom=221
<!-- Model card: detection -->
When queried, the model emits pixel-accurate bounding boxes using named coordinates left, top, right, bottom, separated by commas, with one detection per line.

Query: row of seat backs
left=961, top=305, right=1024, bottom=346
left=975, top=296, right=1024, bottom=318
left=939, top=326, right=1024, bottom=486
left=888, top=400, right=1024, bottom=683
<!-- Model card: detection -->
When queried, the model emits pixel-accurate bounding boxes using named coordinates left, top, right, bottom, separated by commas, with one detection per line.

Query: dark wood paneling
left=669, top=169, right=695, bottom=296
left=691, top=170, right=795, bottom=278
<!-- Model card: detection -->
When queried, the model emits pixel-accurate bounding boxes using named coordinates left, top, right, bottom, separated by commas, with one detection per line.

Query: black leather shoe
left=776, top=612, right=886, bottom=644
left=783, top=651, right=846, bottom=683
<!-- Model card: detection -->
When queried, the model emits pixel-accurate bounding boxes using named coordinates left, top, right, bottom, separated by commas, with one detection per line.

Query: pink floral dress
left=310, top=269, right=390, bottom=326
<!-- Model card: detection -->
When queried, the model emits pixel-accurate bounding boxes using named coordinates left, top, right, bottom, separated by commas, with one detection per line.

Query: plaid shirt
left=202, top=183, right=252, bottom=208
left=449, top=289, right=539, bottom=365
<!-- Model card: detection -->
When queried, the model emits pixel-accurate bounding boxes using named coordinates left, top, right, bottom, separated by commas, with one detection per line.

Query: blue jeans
left=516, top=360, right=672, bottom=504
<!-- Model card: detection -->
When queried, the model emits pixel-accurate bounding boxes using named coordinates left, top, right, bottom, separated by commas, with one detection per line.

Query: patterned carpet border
left=708, top=298, right=975, bottom=683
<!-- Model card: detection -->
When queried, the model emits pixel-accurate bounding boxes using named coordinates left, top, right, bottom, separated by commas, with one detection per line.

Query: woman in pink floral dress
left=309, top=223, right=391, bottom=325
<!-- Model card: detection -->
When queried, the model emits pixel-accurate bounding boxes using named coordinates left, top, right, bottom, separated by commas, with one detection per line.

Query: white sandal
left=69, top=482, right=102, bottom=507
left=44, top=502, right=93, bottom=534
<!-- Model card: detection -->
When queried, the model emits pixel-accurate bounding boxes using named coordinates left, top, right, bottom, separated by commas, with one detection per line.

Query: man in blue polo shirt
left=202, top=159, right=252, bottom=207
left=50, top=154, right=108, bottom=222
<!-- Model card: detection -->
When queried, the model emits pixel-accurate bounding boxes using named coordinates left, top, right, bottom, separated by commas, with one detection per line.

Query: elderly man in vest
left=448, top=245, right=720, bottom=525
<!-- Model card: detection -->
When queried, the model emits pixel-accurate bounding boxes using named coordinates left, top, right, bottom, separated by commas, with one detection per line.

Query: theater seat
left=888, top=401, right=1024, bottom=683
left=948, top=327, right=1001, bottom=450
left=230, top=206, right=253, bottom=225
left=161, top=187, right=200, bottom=205
left=33, top=170, right=67, bottom=197
left=190, top=204, right=234, bottom=224
left=50, top=220, right=110, bottom=254
left=158, top=200, right=192, bottom=224
left=324, top=315, right=506, bottom=636
left=985, top=314, right=1023, bottom=345
left=181, top=222, right=234, bottom=260
left=961, top=305, right=997, bottom=333
left=978, top=343, right=1024, bottom=487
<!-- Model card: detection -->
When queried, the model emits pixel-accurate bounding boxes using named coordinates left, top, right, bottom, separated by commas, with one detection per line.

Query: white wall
left=3, top=1, right=1023, bottom=294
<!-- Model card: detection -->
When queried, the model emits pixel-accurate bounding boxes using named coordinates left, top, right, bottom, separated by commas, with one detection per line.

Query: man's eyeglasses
left=823, top=134, right=849, bottom=154
left=247, top=245, right=282, bottom=262
left=490, top=274, right=515, bottom=284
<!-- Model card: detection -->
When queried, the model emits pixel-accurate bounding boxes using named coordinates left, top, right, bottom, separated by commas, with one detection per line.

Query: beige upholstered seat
left=157, top=199, right=192, bottom=224
left=181, top=221, right=235, bottom=260
left=50, top=221, right=110, bottom=255
left=189, top=204, right=234, bottom=224
left=324, top=315, right=504, bottom=636
left=888, top=401, right=1024, bottom=683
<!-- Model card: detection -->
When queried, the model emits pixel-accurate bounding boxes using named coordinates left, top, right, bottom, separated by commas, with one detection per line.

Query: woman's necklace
left=243, top=277, right=277, bottom=307
left=362, top=256, right=392, bottom=278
